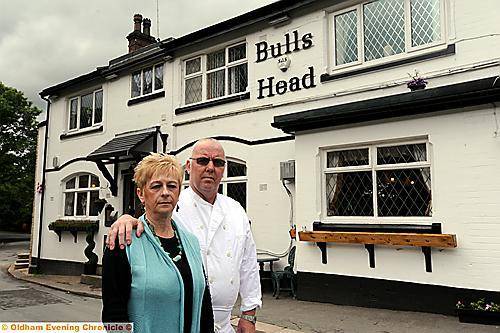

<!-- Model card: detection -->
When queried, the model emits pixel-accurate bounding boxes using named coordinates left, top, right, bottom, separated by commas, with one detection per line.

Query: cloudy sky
left=0, top=0, right=275, bottom=111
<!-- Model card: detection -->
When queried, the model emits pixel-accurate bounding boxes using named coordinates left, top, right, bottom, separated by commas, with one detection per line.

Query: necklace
left=144, top=215, right=184, bottom=262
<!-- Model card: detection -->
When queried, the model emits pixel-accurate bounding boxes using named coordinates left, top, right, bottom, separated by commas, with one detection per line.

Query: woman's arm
left=101, top=241, right=131, bottom=322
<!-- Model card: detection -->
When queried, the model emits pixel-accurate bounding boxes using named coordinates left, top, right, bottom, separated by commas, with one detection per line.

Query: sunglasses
left=190, top=157, right=226, bottom=167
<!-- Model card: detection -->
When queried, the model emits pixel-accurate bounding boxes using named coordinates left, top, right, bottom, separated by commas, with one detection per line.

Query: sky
left=0, top=0, right=276, bottom=111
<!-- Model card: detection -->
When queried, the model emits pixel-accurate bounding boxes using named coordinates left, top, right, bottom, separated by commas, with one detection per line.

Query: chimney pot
left=143, top=18, right=151, bottom=36
left=133, top=14, right=143, bottom=31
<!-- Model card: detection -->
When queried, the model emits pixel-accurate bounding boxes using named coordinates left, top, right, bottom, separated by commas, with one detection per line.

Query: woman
left=102, top=153, right=214, bottom=333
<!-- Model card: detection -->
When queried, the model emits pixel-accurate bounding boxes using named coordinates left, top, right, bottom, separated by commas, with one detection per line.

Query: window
left=324, top=142, right=431, bottom=217
left=184, top=42, right=247, bottom=105
left=332, top=0, right=443, bottom=68
left=183, top=158, right=247, bottom=209
left=63, top=174, right=101, bottom=217
left=68, top=90, right=103, bottom=131
left=131, top=63, right=164, bottom=98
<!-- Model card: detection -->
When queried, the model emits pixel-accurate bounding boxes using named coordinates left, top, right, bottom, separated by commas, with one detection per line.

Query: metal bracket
left=317, top=242, right=327, bottom=264
left=422, top=246, right=432, bottom=272
left=365, top=244, right=375, bottom=268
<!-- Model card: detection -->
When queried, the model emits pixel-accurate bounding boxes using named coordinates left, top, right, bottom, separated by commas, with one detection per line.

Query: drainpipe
left=29, top=95, right=51, bottom=274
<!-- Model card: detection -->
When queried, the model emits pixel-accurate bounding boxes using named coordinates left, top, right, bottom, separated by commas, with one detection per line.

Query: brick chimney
left=127, top=14, right=157, bottom=53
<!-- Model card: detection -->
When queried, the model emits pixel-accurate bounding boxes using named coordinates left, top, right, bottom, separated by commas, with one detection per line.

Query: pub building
left=31, top=0, right=500, bottom=314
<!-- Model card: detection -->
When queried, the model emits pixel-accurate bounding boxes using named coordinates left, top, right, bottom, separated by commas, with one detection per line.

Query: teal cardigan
left=125, top=215, right=205, bottom=333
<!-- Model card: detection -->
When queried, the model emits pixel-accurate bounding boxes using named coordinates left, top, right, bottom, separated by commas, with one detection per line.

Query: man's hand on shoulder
left=106, top=214, right=143, bottom=250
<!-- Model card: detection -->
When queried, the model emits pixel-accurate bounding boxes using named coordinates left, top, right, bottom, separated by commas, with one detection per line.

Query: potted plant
left=456, top=299, right=500, bottom=325
left=407, top=71, right=428, bottom=91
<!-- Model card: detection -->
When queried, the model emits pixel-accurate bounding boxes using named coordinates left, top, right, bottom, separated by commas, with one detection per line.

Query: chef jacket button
left=226, top=251, right=231, bottom=257
left=230, top=279, right=233, bottom=284
left=207, top=250, right=211, bottom=255
left=223, top=224, right=227, bottom=230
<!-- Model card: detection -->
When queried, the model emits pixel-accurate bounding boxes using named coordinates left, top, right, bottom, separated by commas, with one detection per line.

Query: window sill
left=320, top=44, right=455, bottom=83
left=175, top=92, right=250, bottom=115
left=60, top=125, right=103, bottom=140
left=127, top=90, right=165, bottom=106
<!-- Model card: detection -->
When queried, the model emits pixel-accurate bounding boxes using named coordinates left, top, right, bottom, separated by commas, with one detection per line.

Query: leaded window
left=324, top=142, right=431, bottom=217
left=131, top=63, right=164, bottom=98
left=331, top=0, right=443, bottom=67
left=63, top=174, right=101, bottom=217
left=68, top=89, right=103, bottom=131
left=184, top=42, right=248, bottom=105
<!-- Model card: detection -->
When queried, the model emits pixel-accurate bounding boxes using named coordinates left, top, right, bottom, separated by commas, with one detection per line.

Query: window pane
left=185, top=76, right=202, bottom=104
left=69, top=99, right=78, bottom=130
left=76, top=192, right=87, bottom=215
left=327, top=148, right=369, bottom=168
left=90, top=175, right=100, bottom=188
left=335, top=10, right=358, bottom=65
left=207, top=69, right=225, bottom=99
left=65, top=177, right=76, bottom=189
left=228, top=63, right=247, bottom=94
left=364, top=0, right=405, bottom=61
left=218, top=184, right=223, bottom=194
left=228, top=44, right=246, bottom=62
left=79, top=175, right=89, bottom=188
left=227, top=161, right=246, bottom=177
left=79, top=93, right=93, bottom=129
left=131, top=71, right=141, bottom=97
left=326, top=172, right=373, bottom=216
left=411, top=0, right=441, bottom=47
left=207, top=49, right=225, bottom=70
left=186, top=58, right=201, bottom=75
left=64, top=193, right=75, bottom=216
left=94, top=90, right=103, bottom=123
left=184, top=170, right=190, bottom=181
left=377, top=143, right=426, bottom=165
left=155, top=64, right=164, bottom=90
left=89, top=190, right=100, bottom=216
left=143, top=67, right=153, bottom=94
left=377, top=168, right=431, bottom=216
left=227, top=182, right=247, bottom=210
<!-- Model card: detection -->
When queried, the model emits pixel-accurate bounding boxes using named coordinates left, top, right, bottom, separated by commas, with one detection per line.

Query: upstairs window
left=323, top=142, right=431, bottom=218
left=332, top=0, right=443, bottom=68
left=131, top=63, right=164, bottom=98
left=68, top=89, right=103, bottom=131
left=184, top=42, right=248, bottom=105
left=63, top=174, right=101, bottom=217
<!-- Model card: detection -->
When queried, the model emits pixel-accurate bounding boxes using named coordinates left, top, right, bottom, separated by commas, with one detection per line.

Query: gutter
left=29, top=96, right=51, bottom=274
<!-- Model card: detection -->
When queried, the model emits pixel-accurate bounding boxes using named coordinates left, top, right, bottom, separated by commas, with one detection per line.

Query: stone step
left=14, top=262, right=29, bottom=269
left=80, top=274, right=102, bottom=288
left=17, top=253, right=30, bottom=260
left=15, top=259, right=30, bottom=264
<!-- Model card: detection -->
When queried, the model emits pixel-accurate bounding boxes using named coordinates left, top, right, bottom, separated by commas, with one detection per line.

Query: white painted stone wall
left=31, top=0, right=500, bottom=282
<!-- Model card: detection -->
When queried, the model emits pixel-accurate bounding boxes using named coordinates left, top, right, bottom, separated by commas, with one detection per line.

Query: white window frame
left=67, top=89, right=103, bottom=132
left=329, top=0, right=446, bottom=71
left=322, top=140, right=432, bottom=222
left=130, top=63, right=164, bottom=99
left=183, top=41, right=248, bottom=106
left=62, top=173, right=101, bottom=218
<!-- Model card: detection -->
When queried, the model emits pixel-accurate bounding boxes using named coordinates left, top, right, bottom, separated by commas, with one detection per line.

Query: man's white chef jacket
left=173, top=187, right=262, bottom=333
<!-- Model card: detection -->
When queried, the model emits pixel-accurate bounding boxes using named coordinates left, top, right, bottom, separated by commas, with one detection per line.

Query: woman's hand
left=107, top=214, right=144, bottom=250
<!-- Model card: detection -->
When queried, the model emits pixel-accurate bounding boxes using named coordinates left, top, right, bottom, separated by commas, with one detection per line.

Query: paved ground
left=4, top=241, right=500, bottom=332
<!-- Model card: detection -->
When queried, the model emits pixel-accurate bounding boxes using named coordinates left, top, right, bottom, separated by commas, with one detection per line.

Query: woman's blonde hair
left=133, top=153, right=183, bottom=190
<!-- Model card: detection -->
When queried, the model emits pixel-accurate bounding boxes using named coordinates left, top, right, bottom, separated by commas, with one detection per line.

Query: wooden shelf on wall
left=299, top=231, right=457, bottom=248
left=298, top=230, right=457, bottom=272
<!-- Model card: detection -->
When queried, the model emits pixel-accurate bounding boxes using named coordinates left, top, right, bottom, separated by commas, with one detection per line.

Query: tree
left=0, top=82, right=41, bottom=231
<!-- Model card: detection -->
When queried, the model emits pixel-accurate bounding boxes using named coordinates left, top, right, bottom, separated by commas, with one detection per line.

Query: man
left=107, top=138, right=262, bottom=333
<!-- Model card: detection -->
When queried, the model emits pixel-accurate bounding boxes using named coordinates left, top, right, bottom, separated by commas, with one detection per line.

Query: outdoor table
left=257, top=254, right=280, bottom=272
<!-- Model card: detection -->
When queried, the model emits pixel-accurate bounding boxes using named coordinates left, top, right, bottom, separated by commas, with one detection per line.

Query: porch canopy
left=87, top=127, right=162, bottom=195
